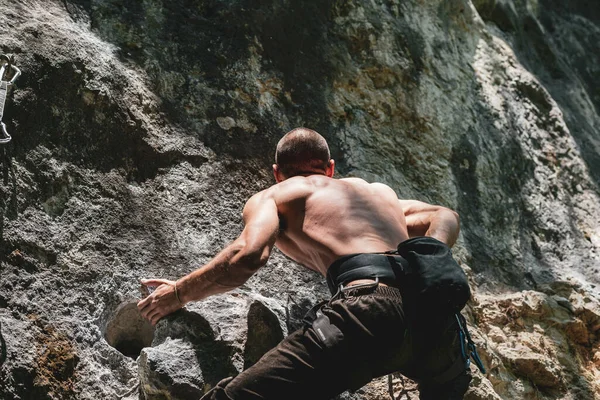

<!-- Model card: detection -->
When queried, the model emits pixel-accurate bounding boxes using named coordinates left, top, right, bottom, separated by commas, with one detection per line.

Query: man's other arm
left=138, top=191, right=279, bottom=325
left=398, top=199, right=460, bottom=247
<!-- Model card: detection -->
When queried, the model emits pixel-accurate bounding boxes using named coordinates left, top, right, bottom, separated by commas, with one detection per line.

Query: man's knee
left=200, top=377, right=235, bottom=400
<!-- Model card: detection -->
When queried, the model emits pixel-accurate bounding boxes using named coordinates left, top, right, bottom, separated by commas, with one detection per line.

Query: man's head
left=273, top=127, right=335, bottom=182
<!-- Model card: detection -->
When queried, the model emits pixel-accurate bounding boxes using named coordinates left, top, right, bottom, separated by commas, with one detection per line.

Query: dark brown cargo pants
left=200, top=284, right=471, bottom=400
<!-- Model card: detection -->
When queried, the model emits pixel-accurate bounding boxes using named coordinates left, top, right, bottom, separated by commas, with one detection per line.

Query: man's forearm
left=425, top=209, right=460, bottom=248
left=176, top=241, right=262, bottom=304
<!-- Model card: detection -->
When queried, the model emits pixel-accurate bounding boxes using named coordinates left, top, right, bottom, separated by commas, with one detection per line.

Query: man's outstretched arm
left=398, top=199, right=460, bottom=247
left=137, top=192, right=279, bottom=325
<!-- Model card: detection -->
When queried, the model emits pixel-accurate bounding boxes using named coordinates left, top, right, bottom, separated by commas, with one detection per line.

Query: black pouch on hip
left=312, top=309, right=344, bottom=349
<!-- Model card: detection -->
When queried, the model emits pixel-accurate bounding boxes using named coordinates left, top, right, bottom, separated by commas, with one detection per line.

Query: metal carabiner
left=0, top=122, right=10, bottom=144
left=0, top=55, right=21, bottom=85
left=0, top=55, right=20, bottom=144
left=455, top=313, right=487, bottom=374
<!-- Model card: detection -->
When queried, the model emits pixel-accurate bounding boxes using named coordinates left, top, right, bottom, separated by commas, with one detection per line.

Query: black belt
left=326, top=253, right=411, bottom=296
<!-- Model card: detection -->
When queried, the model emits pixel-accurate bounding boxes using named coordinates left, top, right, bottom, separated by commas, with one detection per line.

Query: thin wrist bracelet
left=174, top=282, right=184, bottom=306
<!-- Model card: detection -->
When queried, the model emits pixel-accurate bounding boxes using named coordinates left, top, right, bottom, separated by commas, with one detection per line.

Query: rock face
left=0, top=0, right=599, bottom=399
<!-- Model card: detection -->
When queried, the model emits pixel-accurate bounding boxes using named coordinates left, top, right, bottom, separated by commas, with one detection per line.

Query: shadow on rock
left=139, top=308, right=237, bottom=399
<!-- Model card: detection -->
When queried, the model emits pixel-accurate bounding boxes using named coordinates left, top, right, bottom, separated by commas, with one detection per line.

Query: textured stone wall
left=0, top=0, right=598, bottom=399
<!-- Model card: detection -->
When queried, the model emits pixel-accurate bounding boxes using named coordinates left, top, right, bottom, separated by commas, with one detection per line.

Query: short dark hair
left=275, top=128, right=330, bottom=177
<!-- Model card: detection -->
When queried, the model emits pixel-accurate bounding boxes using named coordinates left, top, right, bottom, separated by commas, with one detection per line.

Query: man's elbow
left=218, top=246, right=269, bottom=287
left=440, top=207, right=460, bottom=231
left=447, top=208, right=460, bottom=226
left=438, top=208, right=460, bottom=246
left=236, top=246, right=271, bottom=272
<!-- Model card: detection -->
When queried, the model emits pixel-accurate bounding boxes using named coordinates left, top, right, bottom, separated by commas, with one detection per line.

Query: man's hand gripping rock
left=137, top=279, right=185, bottom=326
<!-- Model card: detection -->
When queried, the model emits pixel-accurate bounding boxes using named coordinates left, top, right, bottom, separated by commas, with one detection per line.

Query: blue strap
left=455, top=313, right=486, bottom=374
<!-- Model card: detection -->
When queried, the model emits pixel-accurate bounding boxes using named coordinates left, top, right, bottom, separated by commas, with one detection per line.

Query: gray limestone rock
left=0, top=0, right=599, bottom=399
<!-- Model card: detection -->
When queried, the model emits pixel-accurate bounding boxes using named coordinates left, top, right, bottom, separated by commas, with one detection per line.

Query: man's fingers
left=147, top=310, right=159, bottom=324
left=137, top=295, right=152, bottom=311
left=139, top=302, right=154, bottom=319
left=137, top=279, right=180, bottom=325
left=141, top=278, right=172, bottom=287
left=149, top=310, right=162, bottom=326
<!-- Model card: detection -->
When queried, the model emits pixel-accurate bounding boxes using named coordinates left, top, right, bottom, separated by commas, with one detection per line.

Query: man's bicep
left=398, top=199, right=460, bottom=243
left=241, top=193, right=280, bottom=257
left=398, top=199, right=438, bottom=237
left=398, top=199, right=437, bottom=216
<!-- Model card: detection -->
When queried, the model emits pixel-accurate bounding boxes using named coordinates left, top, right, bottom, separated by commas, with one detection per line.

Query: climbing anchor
left=0, top=55, right=21, bottom=144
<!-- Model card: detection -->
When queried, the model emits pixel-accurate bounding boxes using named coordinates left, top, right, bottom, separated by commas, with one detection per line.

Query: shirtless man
left=138, top=127, right=472, bottom=399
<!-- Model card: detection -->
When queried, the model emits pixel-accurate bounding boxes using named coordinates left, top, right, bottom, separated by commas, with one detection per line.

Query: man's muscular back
left=254, top=175, right=410, bottom=276
left=138, top=128, right=460, bottom=326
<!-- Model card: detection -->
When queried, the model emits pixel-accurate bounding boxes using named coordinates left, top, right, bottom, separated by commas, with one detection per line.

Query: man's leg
left=418, top=369, right=472, bottom=400
left=199, top=317, right=349, bottom=400
left=409, top=315, right=473, bottom=400
left=201, top=286, right=408, bottom=400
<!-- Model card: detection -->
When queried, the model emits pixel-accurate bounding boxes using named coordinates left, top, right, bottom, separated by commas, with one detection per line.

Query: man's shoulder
left=340, top=177, right=395, bottom=192
left=339, top=177, right=367, bottom=184
left=339, top=176, right=387, bottom=186
left=273, top=177, right=316, bottom=199
left=246, top=178, right=314, bottom=205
